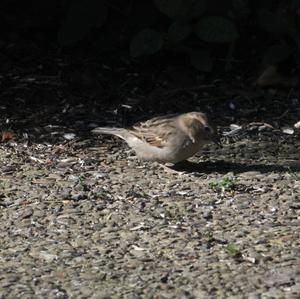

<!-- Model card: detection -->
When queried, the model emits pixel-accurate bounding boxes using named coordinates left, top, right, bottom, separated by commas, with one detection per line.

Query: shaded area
left=172, top=159, right=300, bottom=174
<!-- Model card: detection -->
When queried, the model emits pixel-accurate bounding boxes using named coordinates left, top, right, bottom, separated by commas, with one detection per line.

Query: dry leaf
left=256, top=65, right=299, bottom=87
left=1, top=130, right=14, bottom=142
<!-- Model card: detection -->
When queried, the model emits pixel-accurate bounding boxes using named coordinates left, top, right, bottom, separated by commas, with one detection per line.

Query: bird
left=92, top=112, right=219, bottom=164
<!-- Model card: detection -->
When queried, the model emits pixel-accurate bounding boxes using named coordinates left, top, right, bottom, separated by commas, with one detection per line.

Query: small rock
left=63, top=133, right=76, bottom=140
left=282, top=127, right=294, bottom=135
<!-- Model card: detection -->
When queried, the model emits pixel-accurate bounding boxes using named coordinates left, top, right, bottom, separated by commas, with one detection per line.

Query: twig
left=158, top=84, right=215, bottom=96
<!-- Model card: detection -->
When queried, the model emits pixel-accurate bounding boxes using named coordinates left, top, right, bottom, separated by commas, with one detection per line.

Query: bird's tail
left=91, top=127, right=127, bottom=139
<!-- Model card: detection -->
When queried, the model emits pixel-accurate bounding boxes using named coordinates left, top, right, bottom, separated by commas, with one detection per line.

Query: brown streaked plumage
left=92, top=112, right=218, bottom=164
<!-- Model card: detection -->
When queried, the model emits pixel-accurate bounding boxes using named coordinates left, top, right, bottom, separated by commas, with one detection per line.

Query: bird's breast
left=126, top=134, right=206, bottom=163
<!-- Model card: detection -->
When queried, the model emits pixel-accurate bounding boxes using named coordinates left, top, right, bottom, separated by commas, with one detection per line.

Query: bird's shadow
left=171, top=160, right=300, bottom=174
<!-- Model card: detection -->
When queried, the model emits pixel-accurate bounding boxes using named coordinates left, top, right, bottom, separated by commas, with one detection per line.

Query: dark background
left=1, top=0, right=300, bottom=142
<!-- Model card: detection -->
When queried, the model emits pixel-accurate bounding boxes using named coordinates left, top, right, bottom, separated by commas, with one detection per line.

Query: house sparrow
left=92, top=112, right=219, bottom=164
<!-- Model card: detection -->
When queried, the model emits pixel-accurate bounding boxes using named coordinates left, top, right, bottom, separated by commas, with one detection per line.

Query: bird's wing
left=128, top=117, right=177, bottom=148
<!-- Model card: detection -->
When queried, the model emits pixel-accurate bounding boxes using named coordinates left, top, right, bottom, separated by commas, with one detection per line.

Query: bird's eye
left=204, top=126, right=211, bottom=133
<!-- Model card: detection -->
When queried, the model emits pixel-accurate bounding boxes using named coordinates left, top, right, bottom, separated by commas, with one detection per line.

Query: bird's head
left=179, top=112, right=220, bottom=145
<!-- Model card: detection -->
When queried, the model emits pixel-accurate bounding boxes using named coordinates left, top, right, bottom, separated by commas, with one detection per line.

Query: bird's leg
left=154, top=162, right=186, bottom=175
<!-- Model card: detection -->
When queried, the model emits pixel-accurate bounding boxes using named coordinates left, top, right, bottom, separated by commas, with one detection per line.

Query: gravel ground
left=1, top=120, right=300, bottom=298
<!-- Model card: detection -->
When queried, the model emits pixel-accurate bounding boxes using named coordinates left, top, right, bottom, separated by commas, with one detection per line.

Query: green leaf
left=190, top=50, right=212, bottom=72
left=154, top=0, right=206, bottom=20
left=185, top=0, right=207, bottom=20
left=262, top=44, right=292, bottom=65
left=58, top=0, right=107, bottom=46
left=225, top=243, right=241, bottom=257
left=130, top=29, right=163, bottom=57
left=231, top=0, right=250, bottom=18
left=168, top=22, right=192, bottom=44
left=154, top=0, right=187, bottom=18
left=195, top=16, right=239, bottom=43
left=257, top=11, right=291, bottom=35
